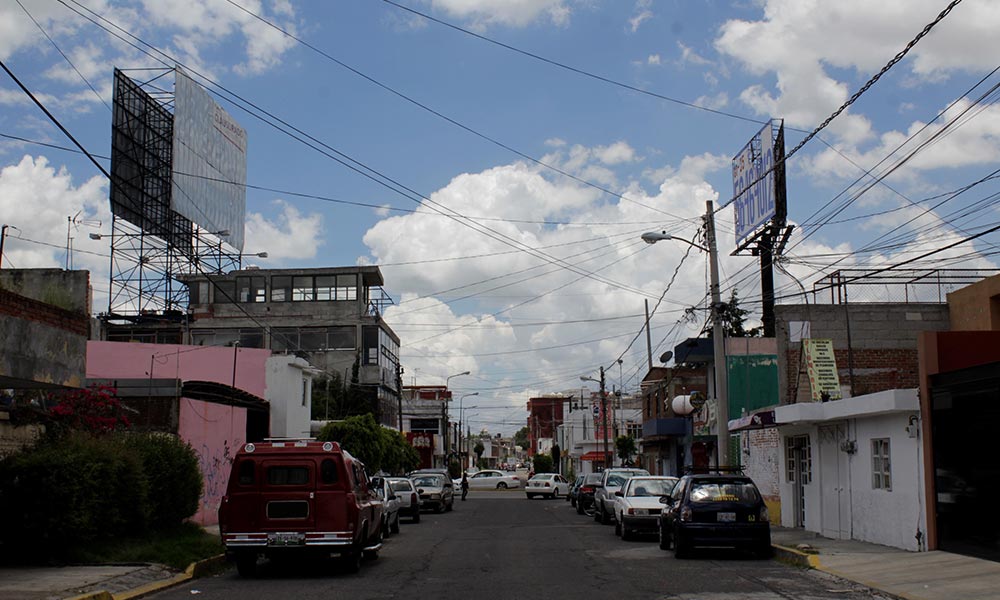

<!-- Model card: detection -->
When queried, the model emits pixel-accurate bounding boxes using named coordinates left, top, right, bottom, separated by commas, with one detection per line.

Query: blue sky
left=2, top=0, right=999, bottom=434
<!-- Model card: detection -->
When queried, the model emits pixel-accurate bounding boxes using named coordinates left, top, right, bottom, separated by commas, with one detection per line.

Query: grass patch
left=66, top=523, right=223, bottom=570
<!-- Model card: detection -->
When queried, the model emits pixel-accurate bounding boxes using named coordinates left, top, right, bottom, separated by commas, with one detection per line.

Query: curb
left=771, top=543, right=821, bottom=569
left=65, top=554, right=226, bottom=600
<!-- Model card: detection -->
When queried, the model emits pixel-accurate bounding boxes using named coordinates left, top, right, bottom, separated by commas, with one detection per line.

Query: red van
left=218, top=440, right=384, bottom=576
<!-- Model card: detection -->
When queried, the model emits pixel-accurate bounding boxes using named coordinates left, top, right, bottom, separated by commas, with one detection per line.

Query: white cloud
left=647, top=54, right=661, bottom=66
left=628, top=0, right=653, bottom=33
left=244, top=199, right=324, bottom=260
left=694, top=92, right=728, bottom=111
left=677, top=42, right=710, bottom=67
left=594, top=141, right=638, bottom=166
left=427, top=0, right=572, bottom=29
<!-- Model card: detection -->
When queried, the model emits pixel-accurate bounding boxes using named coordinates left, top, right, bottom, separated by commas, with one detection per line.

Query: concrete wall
left=946, top=273, right=1000, bottom=331
left=179, top=398, right=247, bottom=525
left=265, top=355, right=313, bottom=439
left=742, top=428, right=781, bottom=524
left=776, top=304, right=949, bottom=404
left=0, top=270, right=90, bottom=389
left=0, top=269, right=90, bottom=313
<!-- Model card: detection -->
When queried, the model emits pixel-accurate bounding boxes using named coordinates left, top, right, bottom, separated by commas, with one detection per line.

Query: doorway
left=786, top=434, right=811, bottom=528
left=818, top=423, right=850, bottom=539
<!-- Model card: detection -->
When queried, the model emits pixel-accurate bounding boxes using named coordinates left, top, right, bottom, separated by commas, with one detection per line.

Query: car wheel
left=446, top=498, right=454, bottom=512
left=599, top=503, right=610, bottom=524
left=673, top=531, right=689, bottom=559
left=552, top=488, right=560, bottom=499
left=593, top=504, right=602, bottom=522
left=622, top=524, right=634, bottom=541
left=412, top=510, right=421, bottom=523
left=576, top=501, right=584, bottom=515
left=391, top=513, right=400, bottom=534
left=343, top=548, right=363, bottom=574
left=658, top=524, right=671, bottom=550
left=614, top=518, right=622, bottom=537
left=526, top=493, right=535, bottom=499
left=755, top=540, right=773, bottom=559
left=235, top=551, right=258, bottom=578
left=382, top=516, right=390, bottom=538
left=497, top=482, right=508, bottom=489
left=435, top=503, right=445, bottom=513
left=571, top=497, right=576, bottom=507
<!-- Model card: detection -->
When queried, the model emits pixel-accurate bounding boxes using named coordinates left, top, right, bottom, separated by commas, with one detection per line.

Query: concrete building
left=639, top=364, right=708, bottom=477
left=0, top=269, right=91, bottom=456
left=400, top=385, right=451, bottom=469
left=526, top=395, right=569, bottom=457
left=104, top=265, right=402, bottom=428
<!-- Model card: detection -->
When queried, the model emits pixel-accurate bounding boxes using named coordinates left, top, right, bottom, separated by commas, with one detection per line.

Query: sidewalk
left=771, top=527, right=1000, bottom=600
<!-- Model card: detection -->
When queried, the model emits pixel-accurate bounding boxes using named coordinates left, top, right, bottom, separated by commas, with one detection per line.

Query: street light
left=642, top=199, right=730, bottom=467
left=459, top=392, right=479, bottom=469
left=444, top=371, right=471, bottom=459
left=581, top=369, right=611, bottom=470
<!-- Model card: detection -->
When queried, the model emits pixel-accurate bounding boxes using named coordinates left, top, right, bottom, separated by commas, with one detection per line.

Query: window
left=271, top=276, right=291, bottom=302
left=320, top=459, right=339, bottom=484
left=336, top=274, right=357, bottom=301
left=315, top=275, right=335, bottom=301
left=785, top=435, right=812, bottom=484
left=236, top=276, right=266, bottom=303
left=292, top=276, right=314, bottom=301
left=627, top=423, right=642, bottom=439
left=872, top=438, right=892, bottom=491
left=214, top=280, right=236, bottom=303
left=266, top=466, right=310, bottom=486
left=238, top=460, right=255, bottom=486
left=302, top=379, right=308, bottom=407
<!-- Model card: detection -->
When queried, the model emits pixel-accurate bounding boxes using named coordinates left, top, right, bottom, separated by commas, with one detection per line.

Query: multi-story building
left=103, top=265, right=402, bottom=428
left=526, top=395, right=570, bottom=456
left=401, top=385, right=451, bottom=468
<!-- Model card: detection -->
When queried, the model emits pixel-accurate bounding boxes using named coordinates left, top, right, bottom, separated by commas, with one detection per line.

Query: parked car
left=387, top=477, right=421, bottom=523
left=525, top=473, right=570, bottom=499
left=657, top=473, right=771, bottom=558
left=411, top=473, right=454, bottom=513
left=612, top=476, right=679, bottom=540
left=576, top=472, right=604, bottom=514
left=568, top=475, right=585, bottom=506
left=594, top=468, right=650, bottom=524
left=456, top=469, right=522, bottom=490
left=371, top=476, right=402, bottom=536
left=218, top=440, right=384, bottom=576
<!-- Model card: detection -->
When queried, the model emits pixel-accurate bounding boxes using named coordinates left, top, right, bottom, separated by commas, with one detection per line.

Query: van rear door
left=259, top=459, right=317, bottom=532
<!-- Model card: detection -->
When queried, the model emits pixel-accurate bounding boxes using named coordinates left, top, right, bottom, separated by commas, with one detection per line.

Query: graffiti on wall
left=194, top=438, right=240, bottom=524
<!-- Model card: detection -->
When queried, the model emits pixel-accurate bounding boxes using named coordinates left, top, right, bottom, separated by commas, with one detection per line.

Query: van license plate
left=268, top=532, right=305, bottom=546
left=717, top=512, right=736, bottom=522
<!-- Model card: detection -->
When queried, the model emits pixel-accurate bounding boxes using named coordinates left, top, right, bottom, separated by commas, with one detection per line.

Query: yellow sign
left=803, top=339, right=842, bottom=402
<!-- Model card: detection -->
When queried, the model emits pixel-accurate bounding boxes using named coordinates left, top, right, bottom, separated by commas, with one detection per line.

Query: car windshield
left=628, top=479, right=677, bottom=497
left=584, top=474, right=603, bottom=484
left=413, top=476, right=444, bottom=487
left=606, top=474, right=628, bottom=487
left=530, top=474, right=553, bottom=481
left=688, top=480, right=760, bottom=503
left=389, top=480, right=413, bottom=492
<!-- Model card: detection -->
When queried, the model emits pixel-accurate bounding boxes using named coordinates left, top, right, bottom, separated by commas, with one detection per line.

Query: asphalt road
left=152, top=491, right=889, bottom=600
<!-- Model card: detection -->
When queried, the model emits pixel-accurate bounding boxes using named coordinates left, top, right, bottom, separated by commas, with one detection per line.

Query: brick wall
left=776, top=303, right=949, bottom=403
left=0, top=288, right=89, bottom=335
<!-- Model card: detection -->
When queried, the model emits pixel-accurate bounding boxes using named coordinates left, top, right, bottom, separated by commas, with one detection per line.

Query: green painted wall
left=727, top=354, right=779, bottom=417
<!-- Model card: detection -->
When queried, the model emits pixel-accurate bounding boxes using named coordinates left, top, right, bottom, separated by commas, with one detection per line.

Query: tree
left=551, top=444, right=561, bottom=472
left=473, top=440, right=485, bottom=464
left=532, top=454, right=553, bottom=473
left=513, top=426, right=529, bottom=449
left=317, top=413, right=385, bottom=471
left=48, top=384, right=131, bottom=436
left=615, top=435, right=637, bottom=466
left=310, top=374, right=347, bottom=421
left=380, top=428, right=420, bottom=475
left=702, top=289, right=762, bottom=338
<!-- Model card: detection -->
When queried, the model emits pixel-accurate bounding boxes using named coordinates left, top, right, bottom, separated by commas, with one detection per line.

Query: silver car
left=411, top=474, right=455, bottom=513
left=594, top=468, right=650, bottom=524
left=387, top=476, right=421, bottom=523
left=371, top=477, right=402, bottom=536
left=612, top=476, right=679, bottom=540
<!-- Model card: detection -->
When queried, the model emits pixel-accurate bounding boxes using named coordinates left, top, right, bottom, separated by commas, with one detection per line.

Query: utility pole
left=705, top=200, right=730, bottom=467
left=600, top=366, right=610, bottom=470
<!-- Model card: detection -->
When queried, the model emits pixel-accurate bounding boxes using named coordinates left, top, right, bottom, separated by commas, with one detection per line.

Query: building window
left=237, top=276, right=266, bottom=303
left=271, top=276, right=291, bottom=302
left=872, top=438, right=892, bottom=491
left=292, top=276, right=314, bottom=301
left=315, top=275, right=334, bottom=301
left=785, top=435, right=812, bottom=484
left=336, top=274, right=357, bottom=301
left=302, top=379, right=308, bottom=407
left=214, top=280, right=236, bottom=303
left=627, top=423, right=642, bottom=439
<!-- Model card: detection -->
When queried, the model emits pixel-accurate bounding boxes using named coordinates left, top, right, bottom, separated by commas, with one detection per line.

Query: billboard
left=109, top=69, right=193, bottom=254
left=732, top=119, right=783, bottom=244
left=172, top=69, right=247, bottom=251
left=803, top=339, right=843, bottom=402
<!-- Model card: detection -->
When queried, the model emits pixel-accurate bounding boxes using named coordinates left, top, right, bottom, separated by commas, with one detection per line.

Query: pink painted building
left=87, top=341, right=271, bottom=525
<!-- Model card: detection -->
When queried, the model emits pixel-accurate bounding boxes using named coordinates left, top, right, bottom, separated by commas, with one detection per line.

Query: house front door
left=819, top=423, right=850, bottom=539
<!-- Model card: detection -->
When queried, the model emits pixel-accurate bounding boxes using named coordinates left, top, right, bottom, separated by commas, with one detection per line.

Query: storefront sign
left=803, top=339, right=842, bottom=402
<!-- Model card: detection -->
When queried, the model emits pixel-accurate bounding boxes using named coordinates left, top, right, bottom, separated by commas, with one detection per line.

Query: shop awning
left=579, top=451, right=609, bottom=462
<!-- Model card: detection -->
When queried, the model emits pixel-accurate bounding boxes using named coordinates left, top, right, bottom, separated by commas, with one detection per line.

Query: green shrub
left=532, top=454, right=553, bottom=473
left=0, top=432, right=149, bottom=556
left=124, top=433, right=203, bottom=529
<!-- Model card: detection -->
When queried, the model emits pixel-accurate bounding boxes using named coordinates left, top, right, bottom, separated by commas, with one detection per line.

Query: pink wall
left=87, top=341, right=269, bottom=526
left=86, top=341, right=269, bottom=396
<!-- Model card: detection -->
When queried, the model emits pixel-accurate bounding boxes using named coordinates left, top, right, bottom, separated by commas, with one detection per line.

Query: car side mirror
left=417, top=488, right=424, bottom=494
left=614, top=490, right=623, bottom=497
left=658, top=495, right=675, bottom=505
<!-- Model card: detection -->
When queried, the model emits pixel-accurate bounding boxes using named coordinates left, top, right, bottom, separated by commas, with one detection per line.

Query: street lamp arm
left=640, top=231, right=707, bottom=252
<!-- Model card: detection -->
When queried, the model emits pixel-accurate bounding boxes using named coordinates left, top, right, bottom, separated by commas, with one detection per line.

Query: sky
left=2, top=0, right=1000, bottom=435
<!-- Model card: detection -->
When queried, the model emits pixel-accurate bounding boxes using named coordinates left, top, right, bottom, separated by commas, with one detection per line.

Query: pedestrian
left=461, top=472, right=469, bottom=501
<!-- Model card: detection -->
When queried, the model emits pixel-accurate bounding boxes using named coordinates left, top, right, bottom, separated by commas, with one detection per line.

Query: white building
left=774, top=388, right=927, bottom=551
left=265, top=355, right=316, bottom=439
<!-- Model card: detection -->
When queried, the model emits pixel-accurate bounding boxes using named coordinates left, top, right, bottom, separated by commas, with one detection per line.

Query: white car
left=371, top=476, right=403, bottom=536
left=525, top=473, right=570, bottom=499
left=387, top=476, right=421, bottom=523
left=457, top=469, right=522, bottom=490
left=612, top=476, right=679, bottom=541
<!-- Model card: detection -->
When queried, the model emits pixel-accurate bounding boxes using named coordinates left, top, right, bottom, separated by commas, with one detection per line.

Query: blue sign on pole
left=732, top=120, right=777, bottom=244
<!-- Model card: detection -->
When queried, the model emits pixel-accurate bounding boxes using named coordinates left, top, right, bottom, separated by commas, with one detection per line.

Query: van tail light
left=411, top=492, right=418, bottom=505
left=581, top=486, right=594, bottom=494
left=760, top=506, right=769, bottom=522
left=680, top=507, right=692, bottom=522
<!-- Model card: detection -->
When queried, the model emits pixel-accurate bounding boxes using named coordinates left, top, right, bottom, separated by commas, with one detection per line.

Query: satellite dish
left=659, top=351, right=673, bottom=364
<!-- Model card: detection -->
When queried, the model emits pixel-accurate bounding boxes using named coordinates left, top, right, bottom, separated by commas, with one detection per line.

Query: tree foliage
left=532, top=454, right=553, bottom=474
left=473, top=440, right=485, bottom=462
left=702, top=289, right=762, bottom=338
left=513, top=426, right=529, bottom=449
left=317, top=413, right=419, bottom=475
left=615, top=435, right=638, bottom=466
